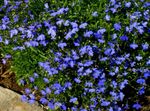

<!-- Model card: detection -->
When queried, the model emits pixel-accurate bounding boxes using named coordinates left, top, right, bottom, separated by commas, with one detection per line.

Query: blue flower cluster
left=0, top=0, right=150, bottom=110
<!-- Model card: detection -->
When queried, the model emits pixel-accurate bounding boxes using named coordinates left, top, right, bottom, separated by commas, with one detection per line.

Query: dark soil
left=0, top=61, right=24, bottom=94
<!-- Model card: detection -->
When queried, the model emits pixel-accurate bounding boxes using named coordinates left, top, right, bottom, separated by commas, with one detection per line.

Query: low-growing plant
left=0, top=0, right=150, bottom=111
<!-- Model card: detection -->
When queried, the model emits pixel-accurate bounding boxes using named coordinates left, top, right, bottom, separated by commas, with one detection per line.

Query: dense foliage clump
left=0, top=0, right=150, bottom=110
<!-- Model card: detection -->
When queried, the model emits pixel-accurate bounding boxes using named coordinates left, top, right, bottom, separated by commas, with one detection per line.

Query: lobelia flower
left=61, top=105, right=67, bottom=110
left=29, top=77, right=35, bottom=83
left=33, top=73, right=39, bottom=78
left=13, top=15, right=19, bottom=22
left=130, top=43, right=138, bottom=49
left=89, top=88, right=95, bottom=93
left=104, top=48, right=115, bottom=56
left=101, top=100, right=110, bottom=106
left=125, top=2, right=131, bottom=8
left=19, top=79, right=25, bottom=85
left=10, top=29, right=18, bottom=38
left=58, top=42, right=67, bottom=49
left=40, top=97, right=48, bottom=104
left=142, top=43, right=149, bottom=50
left=97, top=28, right=106, bottom=35
left=92, top=11, right=98, bottom=17
left=56, top=19, right=64, bottom=26
left=25, top=88, right=31, bottom=94
left=105, top=14, right=110, bottom=21
left=48, top=27, right=56, bottom=40
left=118, top=92, right=125, bottom=101
left=84, top=31, right=93, bottom=37
left=74, top=78, right=81, bottom=83
left=120, top=35, right=128, bottom=41
left=43, top=78, right=49, bottom=83
left=132, top=103, right=141, bottom=110
left=63, top=20, right=70, bottom=26
left=119, top=80, right=128, bottom=90
left=136, top=55, right=143, bottom=61
left=37, top=34, right=45, bottom=41
left=146, top=60, right=150, bottom=65
left=44, top=3, right=49, bottom=9
left=21, top=95, right=28, bottom=102
left=29, top=94, right=35, bottom=100
left=138, top=87, right=145, bottom=95
left=144, top=72, right=150, bottom=79
left=114, top=23, right=121, bottom=31
left=136, top=26, right=144, bottom=34
left=79, top=23, right=88, bottom=29
left=136, top=78, right=145, bottom=84
left=41, top=90, right=47, bottom=96
left=48, top=102, right=55, bottom=110
left=54, top=102, right=62, bottom=108
left=80, top=109, right=87, bottom=111
left=70, top=22, right=78, bottom=28
left=69, top=97, right=77, bottom=103
left=45, top=87, right=51, bottom=94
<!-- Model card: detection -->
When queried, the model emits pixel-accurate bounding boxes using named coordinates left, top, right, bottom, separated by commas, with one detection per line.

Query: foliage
left=0, top=0, right=150, bottom=110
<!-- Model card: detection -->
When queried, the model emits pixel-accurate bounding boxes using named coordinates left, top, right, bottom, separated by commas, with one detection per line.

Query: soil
left=0, top=60, right=24, bottom=94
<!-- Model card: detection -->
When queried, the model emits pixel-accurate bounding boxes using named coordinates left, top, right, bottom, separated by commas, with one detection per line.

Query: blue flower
left=43, top=78, right=49, bottom=83
left=136, top=55, right=143, bottom=61
left=58, top=42, right=67, bottom=49
left=97, top=28, right=106, bottom=34
left=54, top=102, right=62, bottom=108
left=104, top=48, right=115, bottom=56
left=37, top=34, right=45, bottom=41
left=138, top=87, right=145, bottom=95
left=61, top=105, right=67, bottom=110
left=19, top=79, right=25, bottom=85
left=119, top=80, right=128, bottom=90
left=144, top=72, right=150, bottom=79
left=33, top=73, right=39, bottom=78
left=120, top=35, right=128, bottom=41
left=25, top=88, right=31, bottom=94
left=85, top=82, right=93, bottom=87
left=48, top=27, right=56, bottom=40
left=84, top=31, right=93, bottom=37
left=69, top=97, right=77, bottom=103
left=92, top=11, right=98, bottom=17
left=74, top=78, right=81, bottom=83
left=28, top=99, right=35, bottom=104
left=21, top=95, right=28, bottom=102
left=142, top=43, right=149, bottom=50
left=125, top=2, right=131, bottom=8
left=41, top=90, right=47, bottom=96
left=89, top=89, right=95, bottom=93
left=130, top=43, right=138, bottom=49
left=118, top=92, right=125, bottom=101
left=40, top=97, right=48, bottom=104
left=29, top=94, right=35, bottom=100
left=105, top=14, right=110, bottom=21
left=64, top=82, right=72, bottom=89
left=71, top=22, right=78, bottom=28
left=136, top=78, right=145, bottom=84
left=114, top=23, right=121, bottom=31
left=79, top=23, right=88, bottom=29
left=132, top=103, right=141, bottom=110
left=101, top=100, right=110, bottom=106
left=29, top=77, right=35, bottom=83
left=48, top=102, right=55, bottom=110
left=44, top=3, right=49, bottom=9
left=45, top=87, right=51, bottom=94
left=56, top=19, right=64, bottom=26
